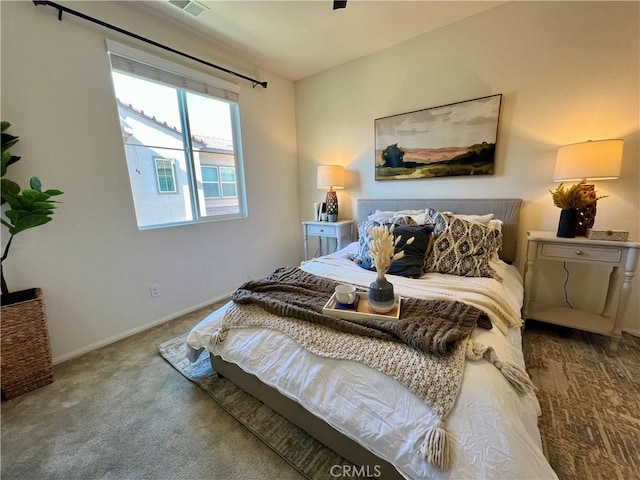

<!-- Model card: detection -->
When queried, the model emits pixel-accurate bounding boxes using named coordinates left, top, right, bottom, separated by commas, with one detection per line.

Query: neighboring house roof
left=116, top=98, right=234, bottom=154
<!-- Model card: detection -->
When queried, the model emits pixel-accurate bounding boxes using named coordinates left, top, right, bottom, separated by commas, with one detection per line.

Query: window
left=201, top=166, right=220, bottom=198
left=220, top=167, right=238, bottom=197
left=200, top=165, right=239, bottom=199
left=106, top=40, right=247, bottom=229
left=155, top=158, right=177, bottom=194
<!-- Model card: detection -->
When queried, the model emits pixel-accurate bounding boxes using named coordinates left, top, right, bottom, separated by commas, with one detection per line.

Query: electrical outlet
left=149, top=284, right=160, bottom=298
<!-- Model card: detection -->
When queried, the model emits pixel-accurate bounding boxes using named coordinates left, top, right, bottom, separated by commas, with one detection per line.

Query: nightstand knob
left=320, top=228, right=324, bottom=232
left=575, top=250, right=584, bottom=256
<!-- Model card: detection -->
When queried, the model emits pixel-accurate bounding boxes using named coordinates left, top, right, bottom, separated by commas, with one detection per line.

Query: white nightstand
left=523, top=230, right=640, bottom=355
left=302, top=220, right=355, bottom=260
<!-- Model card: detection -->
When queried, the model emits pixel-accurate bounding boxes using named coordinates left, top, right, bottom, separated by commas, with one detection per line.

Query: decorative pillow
left=488, top=218, right=503, bottom=231
left=392, top=212, right=430, bottom=225
left=355, top=223, right=434, bottom=278
left=441, top=212, right=494, bottom=225
left=367, top=212, right=394, bottom=223
left=425, top=212, right=501, bottom=278
left=426, top=208, right=447, bottom=234
left=367, top=209, right=425, bottom=223
left=388, top=225, right=434, bottom=278
left=353, top=220, right=378, bottom=269
left=487, top=219, right=504, bottom=260
left=389, top=215, right=419, bottom=227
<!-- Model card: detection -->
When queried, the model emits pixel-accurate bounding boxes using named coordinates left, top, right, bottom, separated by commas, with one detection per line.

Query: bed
left=186, top=198, right=558, bottom=480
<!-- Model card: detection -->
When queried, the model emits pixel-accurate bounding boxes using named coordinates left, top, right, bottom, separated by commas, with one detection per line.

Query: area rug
left=158, top=334, right=353, bottom=480
left=522, top=321, right=640, bottom=480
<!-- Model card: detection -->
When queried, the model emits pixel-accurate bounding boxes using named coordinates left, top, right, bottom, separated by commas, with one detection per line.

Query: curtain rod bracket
left=32, top=0, right=268, bottom=89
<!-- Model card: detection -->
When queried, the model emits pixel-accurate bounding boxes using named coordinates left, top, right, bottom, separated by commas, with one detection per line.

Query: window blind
left=107, top=40, right=239, bottom=103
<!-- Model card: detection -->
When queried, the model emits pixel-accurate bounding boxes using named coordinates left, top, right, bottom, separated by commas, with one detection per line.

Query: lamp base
left=576, top=182, right=597, bottom=236
left=325, top=190, right=338, bottom=222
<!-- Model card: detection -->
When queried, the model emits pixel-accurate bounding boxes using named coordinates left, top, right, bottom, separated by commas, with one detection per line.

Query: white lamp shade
left=317, top=165, right=345, bottom=190
left=554, top=139, right=624, bottom=181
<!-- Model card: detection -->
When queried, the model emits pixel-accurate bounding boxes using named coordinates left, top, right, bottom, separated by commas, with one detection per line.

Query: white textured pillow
left=488, top=218, right=503, bottom=231
left=442, top=212, right=494, bottom=225
left=392, top=212, right=430, bottom=225
left=367, top=209, right=425, bottom=223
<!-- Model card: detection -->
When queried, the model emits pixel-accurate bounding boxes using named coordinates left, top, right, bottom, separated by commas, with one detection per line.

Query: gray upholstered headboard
left=356, top=198, right=522, bottom=263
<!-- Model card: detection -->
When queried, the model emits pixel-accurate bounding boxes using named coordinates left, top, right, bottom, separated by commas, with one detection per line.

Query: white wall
left=295, top=1, right=639, bottom=333
left=1, top=1, right=301, bottom=361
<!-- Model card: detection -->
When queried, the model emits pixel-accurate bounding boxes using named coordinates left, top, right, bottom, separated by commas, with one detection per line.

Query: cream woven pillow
left=425, top=212, right=501, bottom=278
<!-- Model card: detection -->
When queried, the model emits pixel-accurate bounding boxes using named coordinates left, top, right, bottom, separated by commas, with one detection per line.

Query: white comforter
left=187, top=244, right=557, bottom=480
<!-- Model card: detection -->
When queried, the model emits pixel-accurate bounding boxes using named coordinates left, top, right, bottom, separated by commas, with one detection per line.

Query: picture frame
left=374, top=94, right=502, bottom=181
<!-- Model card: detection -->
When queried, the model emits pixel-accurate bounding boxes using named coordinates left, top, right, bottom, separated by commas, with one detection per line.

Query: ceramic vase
left=368, top=275, right=395, bottom=313
left=557, top=208, right=578, bottom=238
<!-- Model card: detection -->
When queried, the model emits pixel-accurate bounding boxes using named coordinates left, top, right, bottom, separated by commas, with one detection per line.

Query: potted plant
left=549, top=182, right=588, bottom=238
left=1, top=121, right=63, bottom=399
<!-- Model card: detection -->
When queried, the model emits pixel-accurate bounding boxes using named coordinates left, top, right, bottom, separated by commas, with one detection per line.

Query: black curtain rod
left=32, top=0, right=268, bottom=89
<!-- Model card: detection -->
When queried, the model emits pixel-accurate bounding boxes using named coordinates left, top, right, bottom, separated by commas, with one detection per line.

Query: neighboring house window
left=106, top=40, right=247, bottom=229
left=155, top=158, right=177, bottom=194
left=220, top=167, right=238, bottom=197
left=201, top=165, right=238, bottom=199
left=201, top=166, right=220, bottom=198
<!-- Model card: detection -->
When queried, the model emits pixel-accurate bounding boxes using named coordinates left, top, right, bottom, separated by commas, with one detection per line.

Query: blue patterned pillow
left=353, top=220, right=378, bottom=270
left=353, top=217, right=417, bottom=269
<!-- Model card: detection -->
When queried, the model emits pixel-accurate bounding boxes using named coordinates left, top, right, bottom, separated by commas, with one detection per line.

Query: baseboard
left=52, top=293, right=232, bottom=365
left=622, top=326, right=640, bottom=337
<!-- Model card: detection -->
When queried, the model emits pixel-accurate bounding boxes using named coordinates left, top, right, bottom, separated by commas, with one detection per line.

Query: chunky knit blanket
left=217, top=266, right=536, bottom=470
left=230, top=266, right=490, bottom=356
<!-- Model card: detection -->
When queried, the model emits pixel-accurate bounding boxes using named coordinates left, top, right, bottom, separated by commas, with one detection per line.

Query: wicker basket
left=1, top=288, right=54, bottom=399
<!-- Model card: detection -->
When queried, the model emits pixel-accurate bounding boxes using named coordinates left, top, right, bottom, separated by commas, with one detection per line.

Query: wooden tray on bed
left=322, top=292, right=402, bottom=321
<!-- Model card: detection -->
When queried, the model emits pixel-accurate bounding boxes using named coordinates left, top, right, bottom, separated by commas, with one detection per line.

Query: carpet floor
left=1, top=301, right=307, bottom=480
left=158, top=335, right=349, bottom=480
left=2, top=300, right=638, bottom=480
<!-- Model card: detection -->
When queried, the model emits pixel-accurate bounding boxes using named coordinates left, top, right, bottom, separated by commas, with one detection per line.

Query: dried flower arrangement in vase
left=549, top=182, right=589, bottom=238
left=367, top=224, right=414, bottom=313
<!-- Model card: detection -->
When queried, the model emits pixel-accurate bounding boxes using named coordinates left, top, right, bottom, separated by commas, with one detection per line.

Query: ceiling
left=140, top=1, right=505, bottom=82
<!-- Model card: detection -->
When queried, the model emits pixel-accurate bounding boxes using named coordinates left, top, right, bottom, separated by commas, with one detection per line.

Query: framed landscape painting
left=374, top=94, right=502, bottom=181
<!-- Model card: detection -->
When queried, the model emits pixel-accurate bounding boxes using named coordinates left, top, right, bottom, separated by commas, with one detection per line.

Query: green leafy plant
left=549, top=182, right=589, bottom=210
left=1, top=121, right=63, bottom=296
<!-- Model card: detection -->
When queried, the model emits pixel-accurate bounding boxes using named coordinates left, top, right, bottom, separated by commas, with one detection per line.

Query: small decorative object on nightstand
left=317, top=165, right=344, bottom=222
left=523, top=231, right=639, bottom=356
left=302, top=220, right=355, bottom=260
left=587, top=229, right=629, bottom=242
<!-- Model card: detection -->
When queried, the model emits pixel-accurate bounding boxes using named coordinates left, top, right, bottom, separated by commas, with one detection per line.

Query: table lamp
left=317, top=165, right=344, bottom=222
left=554, top=139, right=624, bottom=236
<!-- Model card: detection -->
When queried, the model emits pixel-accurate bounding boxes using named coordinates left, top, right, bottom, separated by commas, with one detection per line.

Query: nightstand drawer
left=307, top=224, right=337, bottom=236
left=540, top=244, right=622, bottom=263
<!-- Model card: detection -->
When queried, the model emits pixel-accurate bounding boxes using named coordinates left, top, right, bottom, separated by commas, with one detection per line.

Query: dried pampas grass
left=368, top=224, right=414, bottom=278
